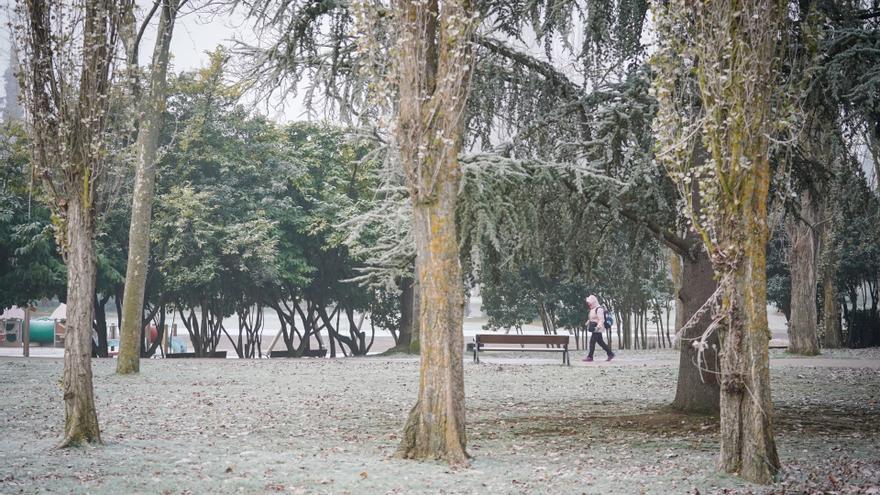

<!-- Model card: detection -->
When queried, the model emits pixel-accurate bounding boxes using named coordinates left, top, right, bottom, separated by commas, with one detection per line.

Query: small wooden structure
left=50, top=303, right=66, bottom=346
left=0, top=306, right=25, bottom=346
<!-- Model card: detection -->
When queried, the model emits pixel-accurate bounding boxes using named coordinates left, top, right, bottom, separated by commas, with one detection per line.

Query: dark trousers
left=588, top=331, right=612, bottom=358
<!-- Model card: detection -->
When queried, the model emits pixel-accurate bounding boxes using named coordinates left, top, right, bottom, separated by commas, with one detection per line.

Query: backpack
left=599, top=306, right=614, bottom=330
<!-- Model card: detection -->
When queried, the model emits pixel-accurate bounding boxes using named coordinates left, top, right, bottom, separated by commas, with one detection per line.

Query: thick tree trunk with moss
left=118, top=1, right=177, bottom=374
left=672, top=242, right=720, bottom=414
left=393, top=0, right=474, bottom=465
left=671, top=145, right=720, bottom=413
left=654, top=0, right=784, bottom=483
left=819, top=204, right=843, bottom=348
left=397, top=185, right=468, bottom=463
left=786, top=192, right=820, bottom=355
left=718, top=244, right=780, bottom=483
left=59, top=194, right=102, bottom=447
left=716, top=137, right=779, bottom=483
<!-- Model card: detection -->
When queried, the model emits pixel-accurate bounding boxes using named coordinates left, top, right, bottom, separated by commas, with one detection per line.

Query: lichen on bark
left=388, top=0, right=476, bottom=464
left=653, top=0, right=788, bottom=484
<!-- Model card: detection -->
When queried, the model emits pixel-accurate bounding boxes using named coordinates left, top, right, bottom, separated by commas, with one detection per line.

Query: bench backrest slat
left=475, top=334, right=569, bottom=345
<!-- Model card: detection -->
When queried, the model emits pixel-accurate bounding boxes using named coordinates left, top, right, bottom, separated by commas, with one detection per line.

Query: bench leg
left=564, top=347, right=570, bottom=366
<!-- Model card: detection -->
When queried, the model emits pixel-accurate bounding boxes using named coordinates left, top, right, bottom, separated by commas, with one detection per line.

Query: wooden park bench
left=473, top=334, right=570, bottom=365
left=167, top=351, right=227, bottom=359
left=269, top=349, right=327, bottom=358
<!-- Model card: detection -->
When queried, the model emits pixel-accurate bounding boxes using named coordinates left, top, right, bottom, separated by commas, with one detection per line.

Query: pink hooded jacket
left=586, top=295, right=604, bottom=327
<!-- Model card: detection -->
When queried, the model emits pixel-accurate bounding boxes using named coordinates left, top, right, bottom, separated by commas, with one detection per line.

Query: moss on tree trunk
left=396, top=188, right=468, bottom=464
left=820, top=207, right=843, bottom=348
left=391, top=0, right=474, bottom=465
left=718, top=250, right=780, bottom=483
left=716, top=148, right=780, bottom=483
left=653, top=0, right=785, bottom=483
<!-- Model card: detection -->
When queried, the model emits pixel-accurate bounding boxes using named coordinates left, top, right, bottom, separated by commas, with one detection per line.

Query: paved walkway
left=465, top=349, right=880, bottom=369
left=472, top=351, right=880, bottom=369
left=3, top=346, right=880, bottom=369
left=0, top=347, right=64, bottom=358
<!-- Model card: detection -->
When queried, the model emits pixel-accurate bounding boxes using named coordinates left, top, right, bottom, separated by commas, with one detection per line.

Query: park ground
left=0, top=348, right=878, bottom=494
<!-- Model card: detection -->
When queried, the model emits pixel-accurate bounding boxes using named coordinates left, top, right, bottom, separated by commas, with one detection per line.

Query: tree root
left=56, top=432, right=102, bottom=449
left=395, top=402, right=469, bottom=467
left=379, top=344, right=419, bottom=356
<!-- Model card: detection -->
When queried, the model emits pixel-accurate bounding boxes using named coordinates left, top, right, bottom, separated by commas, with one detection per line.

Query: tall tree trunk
left=654, top=0, right=784, bottom=482
left=59, top=195, right=102, bottom=447
left=672, top=244, right=720, bottom=413
left=410, top=260, right=421, bottom=353
left=13, top=0, right=127, bottom=449
left=397, top=180, right=467, bottom=464
left=392, top=0, right=475, bottom=465
left=117, top=0, right=177, bottom=374
left=655, top=304, right=662, bottom=348
left=819, top=202, right=843, bottom=348
left=398, top=276, right=415, bottom=349
left=114, top=286, right=123, bottom=329
left=786, top=192, right=820, bottom=355
left=615, top=312, right=622, bottom=348
left=94, top=293, right=110, bottom=357
left=718, top=236, right=780, bottom=483
left=386, top=275, right=416, bottom=354
left=821, top=276, right=843, bottom=347
left=867, top=126, right=880, bottom=191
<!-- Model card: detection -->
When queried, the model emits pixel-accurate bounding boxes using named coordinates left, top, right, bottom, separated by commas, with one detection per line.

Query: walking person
left=583, top=294, right=615, bottom=362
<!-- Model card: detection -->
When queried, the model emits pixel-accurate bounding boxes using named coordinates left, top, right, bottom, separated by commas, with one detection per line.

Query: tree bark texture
left=821, top=273, right=843, bottom=348
left=395, top=276, right=415, bottom=351
left=653, top=0, right=784, bottom=482
left=819, top=203, right=843, bottom=348
left=392, top=0, right=475, bottom=465
left=672, top=242, right=720, bottom=414
left=59, top=195, right=102, bottom=447
left=716, top=128, right=780, bottom=483
left=670, top=250, right=683, bottom=350
left=785, top=192, right=820, bottom=355
left=718, top=238, right=780, bottom=483
left=410, top=261, right=422, bottom=353
left=118, top=0, right=177, bottom=374
left=398, top=186, right=468, bottom=464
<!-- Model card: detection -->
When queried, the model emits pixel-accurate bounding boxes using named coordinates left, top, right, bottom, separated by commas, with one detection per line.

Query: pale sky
left=0, top=1, right=240, bottom=72
left=0, top=1, right=310, bottom=121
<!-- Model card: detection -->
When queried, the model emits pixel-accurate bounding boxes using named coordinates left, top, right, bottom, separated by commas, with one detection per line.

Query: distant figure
left=583, top=294, right=614, bottom=362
